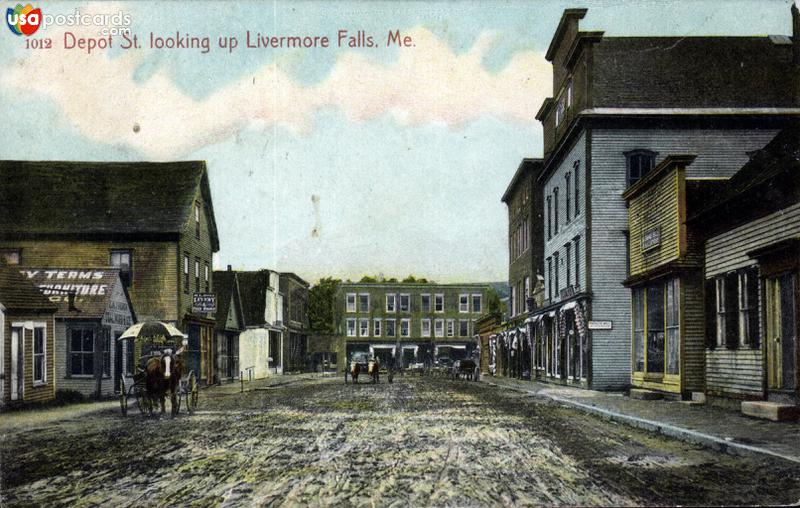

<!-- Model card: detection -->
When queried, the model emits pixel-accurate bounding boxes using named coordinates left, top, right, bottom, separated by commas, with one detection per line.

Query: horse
left=350, top=361, right=361, bottom=384
left=368, top=360, right=380, bottom=384
left=144, top=349, right=185, bottom=416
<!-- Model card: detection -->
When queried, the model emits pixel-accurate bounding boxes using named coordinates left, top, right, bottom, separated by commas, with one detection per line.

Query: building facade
left=525, top=8, right=800, bottom=390
left=280, top=272, right=310, bottom=373
left=237, top=269, right=285, bottom=378
left=0, top=161, right=221, bottom=386
left=0, top=268, right=57, bottom=407
left=691, top=127, right=800, bottom=414
left=213, top=267, right=245, bottom=382
left=338, top=282, right=490, bottom=369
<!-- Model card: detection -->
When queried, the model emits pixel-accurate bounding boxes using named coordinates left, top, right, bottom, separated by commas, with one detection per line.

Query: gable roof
left=0, top=267, right=57, bottom=313
left=0, top=160, right=220, bottom=251
left=213, top=269, right=246, bottom=331
left=502, top=158, right=543, bottom=203
left=20, top=267, right=131, bottom=319
left=689, top=126, right=800, bottom=223
left=236, top=270, right=271, bottom=326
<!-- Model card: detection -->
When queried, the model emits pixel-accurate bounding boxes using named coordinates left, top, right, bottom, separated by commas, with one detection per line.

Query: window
left=566, top=79, right=573, bottom=109
left=459, top=294, right=469, bottom=313
left=33, top=326, right=46, bottom=384
left=510, top=285, right=515, bottom=317
left=446, top=319, right=455, bottom=337
left=346, top=319, right=356, bottom=337
left=358, top=293, right=370, bottom=313
left=0, top=248, right=21, bottom=265
left=204, top=263, right=210, bottom=292
left=385, top=319, right=396, bottom=337
left=359, top=318, right=369, bottom=337
left=554, top=252, right=560, bottom=295
left=421, top=294, right=431, bottom=313
left=565, top=243, right=572, bottom=287
left=195, top=202, right=201, bottom=238
left=626, top=150, right=657, bottom=187
left=547, top=257, right=553, bottom=301
left=346, top=293, right=356, bottom=313
left=646, top=284, right=665, bottom=374
left=574, top=161, right=581, bottom=216
left=459, top=319, right=469, bottom=337
left=553, top=187, right=559, bottom=235
left=555, top=96, right=565, bottom=127
left=565, top=173, right=571, bottom=223
left=574, top=236, right=581, bottom=288
left=472, top=294, right=482, bottom=314
left=434, top=319, right=444, bottom=338
left=633, top=288, right=645, bottom=372
left=386, top=294, right=396, bottom=313
left=110, top=249, right=132, bottom=288
left=666, top=278, right=680, bottom=375
left=373, top=319, right=382, bottom=337
left=712, top=268, right=759, bottom=349
left=421, top=319, right=431, bottom=337
left=401, top=318, right=410, bottom=337
left=183, top=255, right=189, bottom=291
left=434, top=294, right=444, bottom=313
left=546, top=196, right=552, bottom=240
left=399, top=294, right=410, bottom=312
left=524, top=277, right=530, bottom=303
left=195, top=259, right=200, bottom=292
left=70, top=328, right=95, bottom=376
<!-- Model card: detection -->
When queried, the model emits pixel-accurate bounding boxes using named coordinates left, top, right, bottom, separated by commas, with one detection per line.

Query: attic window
left=625, top=150, right=658, bottom=187
left=194, top=202, right=201, bottom=239
left=110, top=249, right=132, bottom=288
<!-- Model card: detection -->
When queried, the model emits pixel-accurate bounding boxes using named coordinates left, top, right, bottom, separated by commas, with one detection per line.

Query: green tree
left=485, top=287, right=505, bottom=316
left=359, top=275, right=378, bottom=283
left=309, top=277, right=341, bottom=334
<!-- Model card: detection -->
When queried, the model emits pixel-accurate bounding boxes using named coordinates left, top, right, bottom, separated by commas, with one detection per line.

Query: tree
left=486, top=287, right=505, bottom=316
left=401, top=275, right=429, bottom=283
left=359, top=275, right=378, bottom=283
left=308, top=277, right=341, bottom=334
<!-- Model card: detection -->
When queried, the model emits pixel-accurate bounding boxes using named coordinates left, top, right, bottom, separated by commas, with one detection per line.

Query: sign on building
left=587, top=320, right=613, bottom=330
left=642, top=227, right=661, bottom=251
left=192, top=293, right=217, bottom=313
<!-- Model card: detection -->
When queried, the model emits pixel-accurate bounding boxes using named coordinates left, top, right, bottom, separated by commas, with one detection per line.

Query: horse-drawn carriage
left=118, top=321, right=199, bottom=417
left=344, top=351, right=393, bottom=384
left=451, top=358, right=480, bottom=381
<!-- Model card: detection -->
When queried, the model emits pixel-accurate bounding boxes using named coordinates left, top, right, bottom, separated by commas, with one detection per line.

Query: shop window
left=646, top=284, right=665, bottom=374
left=626, top=150, right=657, bottom=187
left=110, top=249, right=132, bottom=288
left=666, top=279, right=680, bottom=375
left=633, top=289, right=645, bottom=372
left=709, top=268, right=760, bottom=349
left=738, top=268, right=760, bottom=348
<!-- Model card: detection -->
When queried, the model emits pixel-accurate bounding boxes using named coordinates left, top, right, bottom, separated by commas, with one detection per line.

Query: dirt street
left=2, top=375, right=799, bottom=507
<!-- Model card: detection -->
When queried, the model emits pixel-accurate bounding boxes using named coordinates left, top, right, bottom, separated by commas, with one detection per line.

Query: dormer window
left=626, top=150, right=657, bottom=187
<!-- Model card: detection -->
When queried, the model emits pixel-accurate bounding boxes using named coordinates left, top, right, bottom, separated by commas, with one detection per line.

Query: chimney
left=67, top=290, right=77, bottom=312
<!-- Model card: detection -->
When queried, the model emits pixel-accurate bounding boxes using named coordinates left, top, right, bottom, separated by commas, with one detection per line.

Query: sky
left=0, top=0, right=794, bottom=284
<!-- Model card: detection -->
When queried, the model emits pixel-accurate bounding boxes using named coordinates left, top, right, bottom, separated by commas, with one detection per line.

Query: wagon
left=117, top=321, right=199, bottom=417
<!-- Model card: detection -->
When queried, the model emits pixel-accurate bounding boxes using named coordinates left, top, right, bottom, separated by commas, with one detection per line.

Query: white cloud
left=2, top=6, right=552, bottom=159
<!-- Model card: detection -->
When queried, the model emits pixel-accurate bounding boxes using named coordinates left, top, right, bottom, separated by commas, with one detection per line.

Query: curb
left=482, top=380, right=800, bottom=465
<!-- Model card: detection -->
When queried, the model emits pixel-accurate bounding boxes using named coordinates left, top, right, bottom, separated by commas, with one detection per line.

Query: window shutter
left=724, top=273, right=739, bottom=349
left=704, top=279, right=717, bottom=349
left=747, top=268, right=760, bottom=348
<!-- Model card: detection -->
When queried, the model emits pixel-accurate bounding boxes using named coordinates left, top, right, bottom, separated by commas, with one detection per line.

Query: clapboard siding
left=706, top=348, right=763, bottom=398
left=629, top=169, right=681, bottom=275
left=682, top=272, right=705, bottom=392
left=544, top=131, right=588, bottom=303
left=705, top=202, right=800, bottom=277
left=2, top=314, right=56, bottom=404
left=587, top=128, right=778, bottom=390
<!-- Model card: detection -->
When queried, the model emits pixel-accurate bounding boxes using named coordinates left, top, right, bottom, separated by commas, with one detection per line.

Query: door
left=766, top=274, right=797, bottom=391
left=11, top=326, right=22, bottom=401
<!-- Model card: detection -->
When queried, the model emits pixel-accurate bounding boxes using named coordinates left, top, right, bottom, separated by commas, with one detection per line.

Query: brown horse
left=144, top=351, right=185, bottom=416
left=350, top=361, right=361, bottom=384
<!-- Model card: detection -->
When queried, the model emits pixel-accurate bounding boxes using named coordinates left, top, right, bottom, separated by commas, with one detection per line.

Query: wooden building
left=237, top=269, right=284, bottom=378
left=475, top=312, right=502, bottom=376
left=527, top=7, right=800, bottom=390
left=690, top=127, right=800, bottom=415
left=0, top=267, right=57, bottom=407
left=622, top=156, right=718, bottom=399
left=21, top=267, right=135, bottom=398
left=280, top=272, right=310, bottom=372
left=213, top=267, right=245, bottom=382
left=0, top=161, right=221, bottom=386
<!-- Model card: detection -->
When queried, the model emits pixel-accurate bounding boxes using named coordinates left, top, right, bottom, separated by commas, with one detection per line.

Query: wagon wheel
left=134, top=382, right=152, bottom=417
left=119, top=376, right=128, bottom=416
left=185, top=371, right=198, bottom=414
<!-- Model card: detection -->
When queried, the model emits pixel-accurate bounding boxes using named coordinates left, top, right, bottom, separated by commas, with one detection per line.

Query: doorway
left=766, top=273, right=797, bottom=392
